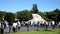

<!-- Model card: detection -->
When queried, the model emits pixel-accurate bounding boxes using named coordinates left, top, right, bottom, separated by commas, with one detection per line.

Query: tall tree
left=46, top=9, right=60, bottom=22
left=4, top=12, right=15, bottom=26
left=17, top=10, right=32, bottom=21
left=54, top=9, right=60, bottom=21
left=0, top=11, right=4, bottom=21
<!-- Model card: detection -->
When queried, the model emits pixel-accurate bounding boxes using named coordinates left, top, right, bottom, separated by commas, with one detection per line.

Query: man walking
left=59, top=22, right=60, bottom=28
left=51, top=21, right=55, bottom=29
left=45, top=21, right=48, bottom=30
left=12, top=21, right=17, bottom=32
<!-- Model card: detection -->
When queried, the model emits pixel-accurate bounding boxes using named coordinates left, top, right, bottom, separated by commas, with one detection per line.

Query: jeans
left=9, top=26, right=12, bottom=32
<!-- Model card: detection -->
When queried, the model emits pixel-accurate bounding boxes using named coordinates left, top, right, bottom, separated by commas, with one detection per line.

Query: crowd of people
left=0, top=20, right=60, bottom=33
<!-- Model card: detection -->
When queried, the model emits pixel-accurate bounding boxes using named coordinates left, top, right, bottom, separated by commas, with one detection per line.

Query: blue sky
left=0, top=0, right=60, bottom=13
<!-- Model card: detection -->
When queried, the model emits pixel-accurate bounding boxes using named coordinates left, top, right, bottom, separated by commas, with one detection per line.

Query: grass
left=10, top=28, right=60, bottom=34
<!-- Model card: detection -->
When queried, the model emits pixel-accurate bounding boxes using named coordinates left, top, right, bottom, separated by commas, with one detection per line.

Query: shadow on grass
left=43, top=30, right=55, bottom=32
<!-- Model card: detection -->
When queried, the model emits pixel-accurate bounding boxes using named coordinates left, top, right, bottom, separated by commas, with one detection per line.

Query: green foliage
left=46, top=9, right=60, bottom=22
left=0, top=8, right=60, bottom=24
left=17, top=10, right=32, bottom=21
left=38, top=12, right=48, bottom=21
left=0, top=11, right=4, bottom=21
left=54, top=9, right=60, bottom=21
left=4, top=12, right=15, bottom=25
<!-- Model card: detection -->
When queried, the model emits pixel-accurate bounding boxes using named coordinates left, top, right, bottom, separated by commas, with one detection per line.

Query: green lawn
left=10, top=28, right=60, bottom=34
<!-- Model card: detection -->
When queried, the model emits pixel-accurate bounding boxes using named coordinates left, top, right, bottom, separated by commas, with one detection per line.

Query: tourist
left=45, top=21, right=48, bottom=30
left=4, top=20, right=9, bottom=29
left=36, top=21, right=39, bottom=31
left=33, top=21, right=36, bottom=27
left=0, top=22, right=1, bottom=28
left=21, top=21, right=24, bottom=27
left=51, top=21, right=55, bottom=29
left=42, top=21, right=44, bottom=27
left=37, top=21, right=39, bottom=27
left=1, top=22, right=4, bottom=34
left=12, top=21, right=17, bottom=32
left=59, top=22, right=60, bottom=28
left=9, top=22, right=12, bottom=33
left=39, top=21, right=41, bottom=27
left=40, top=22, right=42, bottom=27
left=29, top=21, right=31, bottom=26
left=17, top=20, right=21, bottom=30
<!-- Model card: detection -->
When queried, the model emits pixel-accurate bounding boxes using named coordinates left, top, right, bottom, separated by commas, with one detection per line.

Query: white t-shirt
left=0, top=23, right=1, bottom=28
left=17, top=21, right=20, bottom=27
left=13, top=23, right=17, bottom=28
left=42, top=21, right=44, bottom=24
left=5, top=21, right=9, bottom=27
left=52, top=21, right=55, bottom=25
left=45, top=21, right=48, bottom=25
left=59, top=22, right=60, bottom=25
